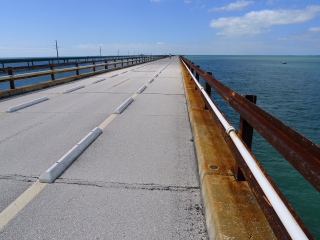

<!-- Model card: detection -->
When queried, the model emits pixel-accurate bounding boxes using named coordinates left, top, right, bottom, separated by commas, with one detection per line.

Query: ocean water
left=186, top=55, right=320, bottom=238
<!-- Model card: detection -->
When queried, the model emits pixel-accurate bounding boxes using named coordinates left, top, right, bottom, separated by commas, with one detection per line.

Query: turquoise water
left=186, top=55, right=320, bottom=238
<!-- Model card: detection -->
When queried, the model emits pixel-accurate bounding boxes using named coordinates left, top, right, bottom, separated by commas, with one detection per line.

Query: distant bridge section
left=0, top=55, right=166, bottom=98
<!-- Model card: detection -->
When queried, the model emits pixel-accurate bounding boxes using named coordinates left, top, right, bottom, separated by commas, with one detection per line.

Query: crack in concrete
left=0, top=174, right=38, bottom=182
left=56, top=178, right=200, bottom=192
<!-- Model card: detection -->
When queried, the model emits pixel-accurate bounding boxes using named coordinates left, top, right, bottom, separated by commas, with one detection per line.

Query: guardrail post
left=8, top=67, right=15, bottom=89
left=204, top=72, right=212, bottom=110
left=235, top=94, right=257, bottom=181
left=104, top=60, right=108, bottom=69
left=193, top=65, right=200, bottom=90
left=114, top=59, right=116, bottom=68
left=205, top=72, right=212, bottom=96
left=93, top=60, right=96, bottom=72
left=49, top=65, right=55, bottom=81
left=195, top=66, right=200, bottom=82
left=75, top=63, right=79, bottom=75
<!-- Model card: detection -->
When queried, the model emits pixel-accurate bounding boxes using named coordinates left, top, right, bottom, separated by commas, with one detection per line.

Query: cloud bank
left=209, top=1, right=253, bottom=12
left=210, top=5, right=320, bottom=37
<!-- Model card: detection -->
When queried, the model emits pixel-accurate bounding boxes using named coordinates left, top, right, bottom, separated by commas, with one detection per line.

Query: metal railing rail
left=0, top=55, right=158, bottom=68
left=0, top=56, right=165, bottom=90
left=0, top=57, right=142, bottom=72
left=180, top=56, right=319, bottom=239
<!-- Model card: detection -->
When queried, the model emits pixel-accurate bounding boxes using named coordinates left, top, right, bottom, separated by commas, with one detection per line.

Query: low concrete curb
left=39, top=127, right=103, bottom=183
left=136, top=85, right=147, bottom=94
left=92, top=78, right=106, bottom=84
left=114, top=97, right=134, bottom=114
left=63, top=85, right=85, bottom=93
left=6, top=96, right=49, bottom=112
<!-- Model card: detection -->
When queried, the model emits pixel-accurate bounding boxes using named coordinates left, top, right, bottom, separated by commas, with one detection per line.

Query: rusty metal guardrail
left=180, top=56, right=319, bottom=239
left=0, top=55, right=165, bottom=90
left=0, top=55, right=155, bottom=70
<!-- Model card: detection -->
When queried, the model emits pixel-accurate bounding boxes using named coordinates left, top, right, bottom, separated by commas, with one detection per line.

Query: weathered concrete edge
left=179, top=60, right=275, bottom=239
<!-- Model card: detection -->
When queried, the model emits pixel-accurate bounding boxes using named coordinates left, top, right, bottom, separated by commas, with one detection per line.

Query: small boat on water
left=282, top=61, right=287, bottom=64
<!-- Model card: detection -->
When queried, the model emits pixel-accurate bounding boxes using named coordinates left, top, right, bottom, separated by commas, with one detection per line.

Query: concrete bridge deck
left=0, top=56, right=277, bottom=240
left=0, top=57, right=208, bottom=239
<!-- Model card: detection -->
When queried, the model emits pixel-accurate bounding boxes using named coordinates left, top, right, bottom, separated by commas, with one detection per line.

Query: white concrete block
left=6, top=96, right=49, bottom=112
left=92, top=78, right=106, bottom=84
left=39, top=127, right=103, bottom=183
left=114, top=97, right=134, bottom=114
left=137, top=85, right=147, bottom=94
left=63, top=85, right=85, bottom=93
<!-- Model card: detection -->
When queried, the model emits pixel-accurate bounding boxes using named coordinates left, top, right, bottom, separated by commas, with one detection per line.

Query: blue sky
left=1, top=0, right=320, bottom=57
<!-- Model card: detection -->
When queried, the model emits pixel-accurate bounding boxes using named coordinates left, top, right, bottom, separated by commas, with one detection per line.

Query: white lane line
left=63, top=85, right=85, bottom=93
left=6, top=96, right=49, bottom=112
left=0, top=181, right=47, bottom=230
left=39, top=127, right=103, bottom=183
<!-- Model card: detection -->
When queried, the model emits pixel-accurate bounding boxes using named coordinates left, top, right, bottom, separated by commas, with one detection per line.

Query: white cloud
left=150, top=0, right=162, bottom=2
left=209, top=1, right=253, bottom=12
left=210, top=5, right=320, bottom=37
left=156, top=41, right=165, bottom=45
left=308, top=26, right=320, bottom=32
left=184, top=0, right=191, bottom=4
